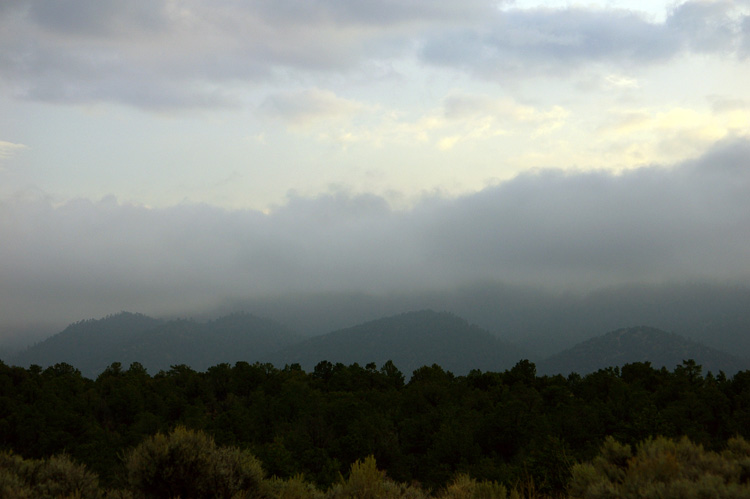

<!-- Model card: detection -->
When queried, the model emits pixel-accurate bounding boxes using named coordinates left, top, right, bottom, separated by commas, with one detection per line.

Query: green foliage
left=327, top=455, right=427, bottom=499
left=7, top=356, right=750, bottom=496
left=264, top=474, right=326, bottom=499
left=123, top=426, right=264, bottom=499
left=0, top=450, right=100, bottom=498
left=569, top=435, right=750, bottom=498
left=440, top=473, right=510, bottom=498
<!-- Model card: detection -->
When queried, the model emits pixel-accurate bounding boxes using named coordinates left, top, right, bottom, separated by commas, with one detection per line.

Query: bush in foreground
left=123, top=426, right=264, bottom=498
left=327, top=455, right=427, bottom=499
left=16, top=428, right=750, bottom=498
left=439, top=473, right=517, bottom=499
left=569, top=435, right=750, bottom=498
left=0, top=450, right=100, bottom=499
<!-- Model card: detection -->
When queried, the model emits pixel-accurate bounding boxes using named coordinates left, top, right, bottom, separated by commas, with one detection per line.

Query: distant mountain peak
left=539, top=325, right=749, bottom=375
left=268, top=309, right=528, bottom=376
left=10, top=311, right=299, bottom=378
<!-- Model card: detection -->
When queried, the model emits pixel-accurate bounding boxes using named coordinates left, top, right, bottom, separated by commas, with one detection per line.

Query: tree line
left=2, top=358, right=750, bottom=496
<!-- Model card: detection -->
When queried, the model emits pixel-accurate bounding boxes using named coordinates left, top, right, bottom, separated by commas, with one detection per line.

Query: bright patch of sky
left=506, top=0, right=672, bottom=21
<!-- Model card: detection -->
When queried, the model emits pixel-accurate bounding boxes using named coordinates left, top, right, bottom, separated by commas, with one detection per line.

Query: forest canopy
left=2, top=358, right=750, bottom=496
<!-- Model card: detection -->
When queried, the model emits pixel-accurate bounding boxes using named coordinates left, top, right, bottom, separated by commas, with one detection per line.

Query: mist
left=1, top=138, right=749, bottom=348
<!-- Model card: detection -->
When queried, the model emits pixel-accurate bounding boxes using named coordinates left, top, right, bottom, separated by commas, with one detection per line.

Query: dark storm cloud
left=1, top=0, right=747, bottom=109
left=2, top=138, right=749, bottom=331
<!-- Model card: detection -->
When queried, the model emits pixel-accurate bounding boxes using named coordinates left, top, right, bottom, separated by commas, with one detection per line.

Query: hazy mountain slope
left=10, top=312, right=162, bottom=376
left=267, top=310, right=529, bottom=376
left=0, top=323, right=61, bottom=358
left=227, top=282, right=750, bottom=359
left=538, top=326, right=750, bottom=376
left=10, top=312, right=300, bottom=378
left=119, top=313, right=301, bottom=373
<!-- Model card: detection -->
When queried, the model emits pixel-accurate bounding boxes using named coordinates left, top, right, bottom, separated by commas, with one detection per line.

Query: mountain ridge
left=538, top=325, right=749, bottom=376
left=8, top=310, right=749, bottom=380
left=267, top=309, right=529, bottom=376
left=9, top=311, right=299, bottom=378
left=10, top=312, right=163, bottom=376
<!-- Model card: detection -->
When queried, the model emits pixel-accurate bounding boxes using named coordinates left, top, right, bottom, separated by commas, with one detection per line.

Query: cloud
left=666, top=0, right=746, bottom=53
left=420, top=1, right=749, bottom=78
left=604, top=74, right=640, bottom=89
left=432, top=93, right=568, bottom=148
left=420, top=139, right=750, bottom=288
left=0, top=0, right=493, bottom=110
left=742, top=14, right=750, bottom=56
left=420, top=8, right=676, bottom=77
left=0, top=140, right=27, bottom=159
left=275, top=92, right=569, bottom=150
left=708, top=95, right=750, bottom=113
left=444, top=94, right=538, bottom=122
left=23, top=0, right=168, bottom=37
left=1, top=138, right=749, bottom=330
left=252, top=0, right=495, bottom=27
left=0, top=141, right=27, bottom=170
left=259, top=89, right=369, bottom=128
left=443, top=93, right=567, bottom=128
left=595, top=106, right=750, bottom=165
left=1, top=0, right=748, bottom=109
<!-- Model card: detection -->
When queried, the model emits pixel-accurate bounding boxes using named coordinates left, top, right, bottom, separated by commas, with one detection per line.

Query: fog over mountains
left=229, top=280, right=750, bottom=359
left=1, top=139, right=749, bottom=364
left=8, top=307, right=749, bottom=380
left=537, top=326, right=749, bottom=376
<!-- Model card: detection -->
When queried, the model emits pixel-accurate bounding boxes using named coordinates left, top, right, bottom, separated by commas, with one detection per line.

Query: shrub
left=123, top=426, right=264, bottom=498
left=327, top=455, right=427, bottom=499
left=264, top=474, right=325, bottom=498
left=440, top=473, right=510, bottom=498
left=0, top=450, right=100, bottom=499
left=569, top=435, right=750, bottom=498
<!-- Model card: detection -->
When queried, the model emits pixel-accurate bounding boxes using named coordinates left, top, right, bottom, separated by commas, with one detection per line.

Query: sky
left=1, top=0, right=750, bottom=340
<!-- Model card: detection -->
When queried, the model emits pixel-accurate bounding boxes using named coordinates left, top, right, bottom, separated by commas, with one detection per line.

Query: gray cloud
left=252, top=0, right=495, bottom=27
left=421, top=140, right=750, bottom=287
left=0, top=0, right=493, bottom=109
left=667, top=0, right=745, bottom=53
left=741, top=14, right=750, bottom=57
left=2, top=138, right=749, bottom=333
left=24, top=0, right=168, bottom=37
left=421, top=1, right=749, bottom=78
left=1, top=0, right=748, bottom=109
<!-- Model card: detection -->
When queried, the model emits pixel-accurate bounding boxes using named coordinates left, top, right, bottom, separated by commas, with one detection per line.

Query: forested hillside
left=538, top=326, right=750, bottom=375
left=10, top=312, right=300, bottom=378
left=215, top=282, right=750, bottom=358
left=267, top=310, right=529, bottom=375
left=11, top=310, right=746, bottom=379
left=10, top=312, right=162, bottom=377
left=9, top=310, right=529, bottom=378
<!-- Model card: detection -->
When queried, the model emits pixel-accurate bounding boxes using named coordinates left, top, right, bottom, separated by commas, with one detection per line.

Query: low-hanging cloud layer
left=2, top=138, right=749, bottom=332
